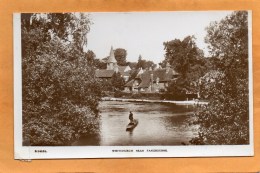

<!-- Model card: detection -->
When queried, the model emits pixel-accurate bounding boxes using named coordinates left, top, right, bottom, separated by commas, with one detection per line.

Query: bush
left=160, top=93, right=189, bottom=101
left=22, top=13, right=102, bottom=146
left=23, top=100, right=99, bottom=146
left=190, top=11, right=249, bottom=145
left=114, top=91, right=124, bottom=98
left=131, top=93, right=142, bottom=99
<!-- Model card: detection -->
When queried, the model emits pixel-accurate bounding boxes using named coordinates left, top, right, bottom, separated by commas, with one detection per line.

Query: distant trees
left=111, top=72, right=125, bottom=91
left=136, top=55, right=156, bottom=70
left=127, top=69, right=139, bottom=82
left=86, top=50, right=96, bottom=65
left=128, top=62, right=137, bottom=70
left=22, top=13, right=102, bottom=146
left=190, top=11, right=249, bottom=145
left=93, top=48, right=128, bottom=68
left=114, top=48, right=127, bottom=66
left=94, top=59, right=107, bottom=69
left=125, top=55, right=156, bottom=82
left=163, top=36, right=207, bottom=96
left=85, top=50, right=107, bottom=69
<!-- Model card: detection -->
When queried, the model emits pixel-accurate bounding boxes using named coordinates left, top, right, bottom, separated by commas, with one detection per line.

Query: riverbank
left=101, top=97, right=208, bottom=105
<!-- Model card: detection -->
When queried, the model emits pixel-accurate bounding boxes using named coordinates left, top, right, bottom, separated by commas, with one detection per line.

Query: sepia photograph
left=14, top=11, right=253, bottom=159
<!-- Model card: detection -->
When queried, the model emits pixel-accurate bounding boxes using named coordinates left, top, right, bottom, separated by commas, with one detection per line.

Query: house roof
left=95, top=69, right=115, bottom=78
left=138, top=71, right=151, bottom=88
left=118, top=66, right=127, bottom=74
left=95, top=66, right=131, bottom=78
left=154, top=69, right=179, bottom=82
left=135, top=68, right=143, bottom=79
left=123, top=70, right=130, bottom=76
left=133, top=68, right=179, bottom=88
left=125, top=79, right=135, bottom=87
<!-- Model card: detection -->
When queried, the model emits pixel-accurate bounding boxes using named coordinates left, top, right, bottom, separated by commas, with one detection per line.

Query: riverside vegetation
left=22, top=13, right=102, bottom=146
left=22, top=11, right=249, bottom=146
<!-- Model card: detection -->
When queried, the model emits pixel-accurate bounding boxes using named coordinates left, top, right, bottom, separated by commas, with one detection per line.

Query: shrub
left=22, top=13, right=102, bottom=146
left=131, top=93, right=142, bottom=99
left=114, top=91, right=124, bottom=98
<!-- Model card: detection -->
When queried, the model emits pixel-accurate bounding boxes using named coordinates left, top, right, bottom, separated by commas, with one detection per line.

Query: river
left=74, top=101, right=198, bottom=146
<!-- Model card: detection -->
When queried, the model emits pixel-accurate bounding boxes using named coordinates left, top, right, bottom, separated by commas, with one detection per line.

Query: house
left=124, top=63, right=179, bottom=93
left=95, top=47, right=131, bottom=81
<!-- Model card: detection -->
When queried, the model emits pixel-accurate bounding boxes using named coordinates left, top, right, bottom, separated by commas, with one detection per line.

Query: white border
left=14, top=11, right=254, bottom=159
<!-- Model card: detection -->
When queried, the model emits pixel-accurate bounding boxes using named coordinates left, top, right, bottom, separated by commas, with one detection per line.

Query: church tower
left=107, top=46, right=117, bottom=70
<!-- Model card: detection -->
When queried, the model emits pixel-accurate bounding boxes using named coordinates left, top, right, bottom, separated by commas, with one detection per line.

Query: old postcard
left=14, top=11, right=253, bottom=159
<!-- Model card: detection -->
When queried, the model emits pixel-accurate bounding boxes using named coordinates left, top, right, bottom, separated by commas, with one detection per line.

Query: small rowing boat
left=126, top=119, right=138, bottom=131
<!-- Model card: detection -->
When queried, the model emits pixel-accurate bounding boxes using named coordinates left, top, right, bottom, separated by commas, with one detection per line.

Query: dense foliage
left=96, top=72, right=125, bottom=92
left=126, top=55, right=156, bottom=82
left=111, top=72, right=125, bottom=91
left=114, top=48, right=127, bottom=66
left=163, top=36, right=207, bottom=97
left=85, top=50, right=107, bottom=69
left=136, top=55, right=156, bottom=70
left=22, top=13, right=102, bottom=146
left=190, top=11, right=249, bottom=145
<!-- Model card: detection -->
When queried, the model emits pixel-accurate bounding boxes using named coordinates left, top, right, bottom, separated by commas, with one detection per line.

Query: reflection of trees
left=72, top=133, right=101, bottom=146
left=162, top=113, right=192, bottom=131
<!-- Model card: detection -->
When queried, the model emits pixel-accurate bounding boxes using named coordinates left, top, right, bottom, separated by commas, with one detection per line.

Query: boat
left=126, top=119, right=138, bottom=131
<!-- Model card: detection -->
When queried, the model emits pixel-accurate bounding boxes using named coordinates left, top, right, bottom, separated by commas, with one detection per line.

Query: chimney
left=166, top=62, right=171, bottom=73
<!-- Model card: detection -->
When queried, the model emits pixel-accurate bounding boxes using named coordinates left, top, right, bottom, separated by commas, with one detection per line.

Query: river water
left=74, top=101, right=198, bottom=146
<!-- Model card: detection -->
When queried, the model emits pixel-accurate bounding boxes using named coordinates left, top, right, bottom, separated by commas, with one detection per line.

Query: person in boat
left=129, top=111, right=134, bottom=123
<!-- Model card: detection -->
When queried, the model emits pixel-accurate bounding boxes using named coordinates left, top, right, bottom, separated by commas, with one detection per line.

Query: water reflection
left=74, top=101, right=198, bottom=146
left=72, top=133, right=101, bottom=146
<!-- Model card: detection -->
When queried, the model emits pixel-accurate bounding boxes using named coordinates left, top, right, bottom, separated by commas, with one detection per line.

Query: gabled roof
left=135, top=68, right=143, bottom=79
left=153, top=69, right=179, bottom=82
left=95, top=69, right=115, bottom=78
left=95, top=67, right=130, bottom=78
left=133, top=68, right=179, bottom=88
left=166, top=68, right=179, bottom=78
left=118, top=66, right=132, bottom=76
left=125, top=79, right=135, bottom=87
left=123, top=70, right=130, bottom=76
left=118, top=66, right=127, bottom=73
left=138, top=71, right=151, bottom=88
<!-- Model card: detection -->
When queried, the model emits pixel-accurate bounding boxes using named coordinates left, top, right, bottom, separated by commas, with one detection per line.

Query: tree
left=22, top=13, right=102, bottom=146
left=114, top=48, right=127, bottom=66
left=85, top=50, right=96, bottom=65
left=111, top=72, right=125, bottom=91
left=190, top=11, right=249, bottom=145
left=128, top=62, right=137, bottom=70
left=136, top=55, right=144, bottom=69
left=166, top=78, right=189, bottom=100
left=163, top=36, right=207, bottom=95
left=136, top=55, right=156, bottom=70
left=94, top=59, right=107, bottom=69
left=127, top=68, right=139, bottom=82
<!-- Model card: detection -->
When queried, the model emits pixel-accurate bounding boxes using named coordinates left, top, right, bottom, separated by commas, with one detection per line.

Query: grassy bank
left=101, top=97, right=208, bottom=105
left=103, top=91, right=198, bottom=101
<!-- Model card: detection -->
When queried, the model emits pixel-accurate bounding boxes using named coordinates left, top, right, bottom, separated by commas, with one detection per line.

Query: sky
left=85, top=11, right=233, bottom=64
